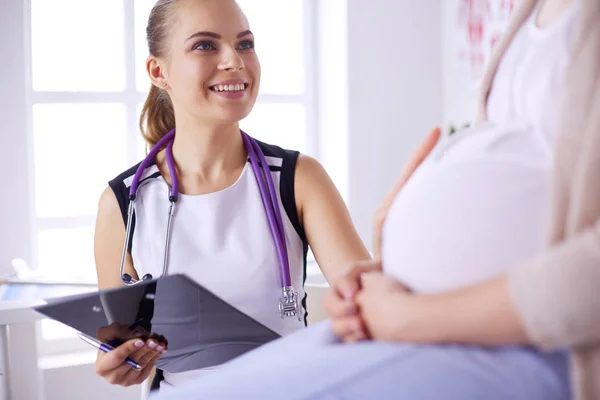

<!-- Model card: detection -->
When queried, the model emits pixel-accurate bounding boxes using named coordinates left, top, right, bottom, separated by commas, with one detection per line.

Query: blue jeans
left=151, top=320, right=570, bottom=400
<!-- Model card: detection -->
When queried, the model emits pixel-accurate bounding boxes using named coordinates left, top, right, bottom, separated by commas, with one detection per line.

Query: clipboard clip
left=279, top=286, right=301, bottom=321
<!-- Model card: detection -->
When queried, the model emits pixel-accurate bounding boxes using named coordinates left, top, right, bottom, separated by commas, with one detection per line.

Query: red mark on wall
left=456, top=0, right=516, bottom=80
left=458, top=0, right=491, bottom=78
left=500, top=0, right=515, bottom=14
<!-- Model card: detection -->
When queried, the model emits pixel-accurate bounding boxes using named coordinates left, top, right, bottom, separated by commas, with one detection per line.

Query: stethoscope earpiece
left=120, top=273, right=152, bottom=285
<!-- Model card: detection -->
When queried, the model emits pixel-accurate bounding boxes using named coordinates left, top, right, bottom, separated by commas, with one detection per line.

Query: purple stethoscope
left=118, top=128, right=301, bottom=320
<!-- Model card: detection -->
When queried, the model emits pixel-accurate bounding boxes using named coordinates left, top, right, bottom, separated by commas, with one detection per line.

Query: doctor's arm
left=94, top=186, right=139, bottom=290
left=93, top=187, right=165, bottom=387
left=356, top=223, right=600, bottom=350
left=294, top=155, right=371, bottom=284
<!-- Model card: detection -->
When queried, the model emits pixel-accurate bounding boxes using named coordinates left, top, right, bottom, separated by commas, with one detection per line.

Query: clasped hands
left=323, top=127, right=441, bottom=343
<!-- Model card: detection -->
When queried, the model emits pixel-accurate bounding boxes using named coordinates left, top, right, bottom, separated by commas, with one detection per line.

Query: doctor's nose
left=218, top=48, right=245, bottom=71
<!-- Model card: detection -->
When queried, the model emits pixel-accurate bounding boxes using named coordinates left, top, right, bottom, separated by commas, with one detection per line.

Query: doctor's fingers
left=134, top=351, right=165, bottom=385
left=96, top=338, right=146, bottom=374
left=323, top=291, right=357, bottom=320
left=343, top=329, right=368, bottom=343
left=102, top=362, right=142, bottom=386
left=96, top=322, right=136, bottom=343
left=97, top=349, right=158, bottom=387
left=112, top=347, right=166, bottom=388
left=132, top=340, right=167, bottom=369
left=127, top=352, right=163, bottom=386
left=329, top=261, right=382, bottom=301
left=331, top=315, right=365, bottom=340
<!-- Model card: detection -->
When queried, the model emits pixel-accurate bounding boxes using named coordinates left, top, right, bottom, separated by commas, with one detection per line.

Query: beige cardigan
left=476, top=0, right=600, bottom=399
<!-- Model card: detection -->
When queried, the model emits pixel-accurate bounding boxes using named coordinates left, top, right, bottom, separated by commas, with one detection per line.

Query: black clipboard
left=33, top=273, right=281, bottom=373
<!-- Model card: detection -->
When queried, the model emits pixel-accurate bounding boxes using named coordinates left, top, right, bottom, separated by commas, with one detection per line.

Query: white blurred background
left=0, top=0, right=514, bottom=398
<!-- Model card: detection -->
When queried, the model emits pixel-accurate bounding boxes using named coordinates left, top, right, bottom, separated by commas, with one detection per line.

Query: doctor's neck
left=168, top=121, right=246, bottom=179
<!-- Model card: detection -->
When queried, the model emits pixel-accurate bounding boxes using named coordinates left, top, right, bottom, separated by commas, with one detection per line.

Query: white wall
left=42, top=361, right=141, bottom=400
left=442, top=0, right=477, bottom=128
left=337, top=0, right=443, bottom=249
left=0, top=0, right=34, bottom=278
left=441, top=0, right=515, bottom=128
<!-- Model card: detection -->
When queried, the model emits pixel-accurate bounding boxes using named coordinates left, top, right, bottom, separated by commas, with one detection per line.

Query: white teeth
left=212, top=83, right=246, bottom=92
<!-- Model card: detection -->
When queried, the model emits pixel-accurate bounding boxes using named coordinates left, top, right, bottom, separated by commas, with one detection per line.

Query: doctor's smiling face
left=145, top=0, right=260, bottom=125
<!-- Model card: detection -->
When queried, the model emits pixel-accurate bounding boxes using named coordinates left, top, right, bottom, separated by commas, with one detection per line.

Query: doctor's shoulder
left=95, top=162, right=147, bottom=289
left=251, top=139, right=333, bottom=218
left=263, top=141, right=369, bottom=283
left=250, top=139, right=337, bottom=224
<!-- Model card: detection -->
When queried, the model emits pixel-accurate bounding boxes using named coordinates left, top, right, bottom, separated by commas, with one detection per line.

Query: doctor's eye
left=193, top=41, right=216, bottom=51
left=237, top=40, right=255, bottom=50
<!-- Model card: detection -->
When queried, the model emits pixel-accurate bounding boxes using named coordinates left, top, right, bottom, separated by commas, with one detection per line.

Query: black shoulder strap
left=108, top=160, right=160, bottom=251
left=253, top=140, right=307, bottom=244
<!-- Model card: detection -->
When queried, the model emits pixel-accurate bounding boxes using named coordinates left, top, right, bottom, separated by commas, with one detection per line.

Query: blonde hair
left=139, top=0, right=179, bottom=150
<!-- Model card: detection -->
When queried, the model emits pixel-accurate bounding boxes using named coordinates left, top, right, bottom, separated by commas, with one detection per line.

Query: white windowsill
left=38, top=349, right=98, bottom=370
left=305, top=259, right=328, bottom=288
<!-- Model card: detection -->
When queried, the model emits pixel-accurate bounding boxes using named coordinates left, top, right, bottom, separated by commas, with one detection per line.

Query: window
left=24, top=0, right=317, bottom=345
left=28, top=0, right=136, bottom=284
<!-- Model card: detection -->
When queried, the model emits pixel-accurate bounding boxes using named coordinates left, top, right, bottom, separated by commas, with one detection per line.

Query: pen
left=77, top=332, right=142, bottom=370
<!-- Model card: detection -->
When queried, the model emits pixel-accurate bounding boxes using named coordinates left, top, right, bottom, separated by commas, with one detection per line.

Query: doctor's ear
left=146, top=56, right=168, bottom=90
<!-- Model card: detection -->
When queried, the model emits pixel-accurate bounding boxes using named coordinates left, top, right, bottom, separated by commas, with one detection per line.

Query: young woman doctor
left=92, top=0, right=369, bottom=390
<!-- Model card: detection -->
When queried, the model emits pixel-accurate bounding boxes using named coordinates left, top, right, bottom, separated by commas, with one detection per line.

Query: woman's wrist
left=387, top=291, right=447, bottom=344
left=390, top=276, right=530, bottom=346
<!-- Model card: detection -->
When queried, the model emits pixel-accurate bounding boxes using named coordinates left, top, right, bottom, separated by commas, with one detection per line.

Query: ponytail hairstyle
left=139, top=0, right=179, bottom=151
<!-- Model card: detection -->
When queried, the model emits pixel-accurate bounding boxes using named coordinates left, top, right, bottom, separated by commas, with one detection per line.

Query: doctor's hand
left=94, top=322, right=168, bottom=387
left=323, top=259, right=382, bottom=343
left=373, top=127, right=441, bottom=258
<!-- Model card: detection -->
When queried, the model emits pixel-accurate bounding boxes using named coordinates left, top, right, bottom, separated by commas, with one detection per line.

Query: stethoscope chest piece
left=279, top=286, right=301, bottom=321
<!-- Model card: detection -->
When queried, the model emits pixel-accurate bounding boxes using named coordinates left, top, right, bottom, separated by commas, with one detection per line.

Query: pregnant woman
left=153, top=0, right=600, bottom=399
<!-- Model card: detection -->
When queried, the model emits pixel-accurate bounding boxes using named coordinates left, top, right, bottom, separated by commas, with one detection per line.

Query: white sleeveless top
left=109, top=139, right=309, bottom=388
left=382, top=0, right=580, bottom=293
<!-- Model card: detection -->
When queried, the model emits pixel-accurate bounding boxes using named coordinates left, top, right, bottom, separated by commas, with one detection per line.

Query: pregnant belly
left=381, top=157, right=550, bottom=294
